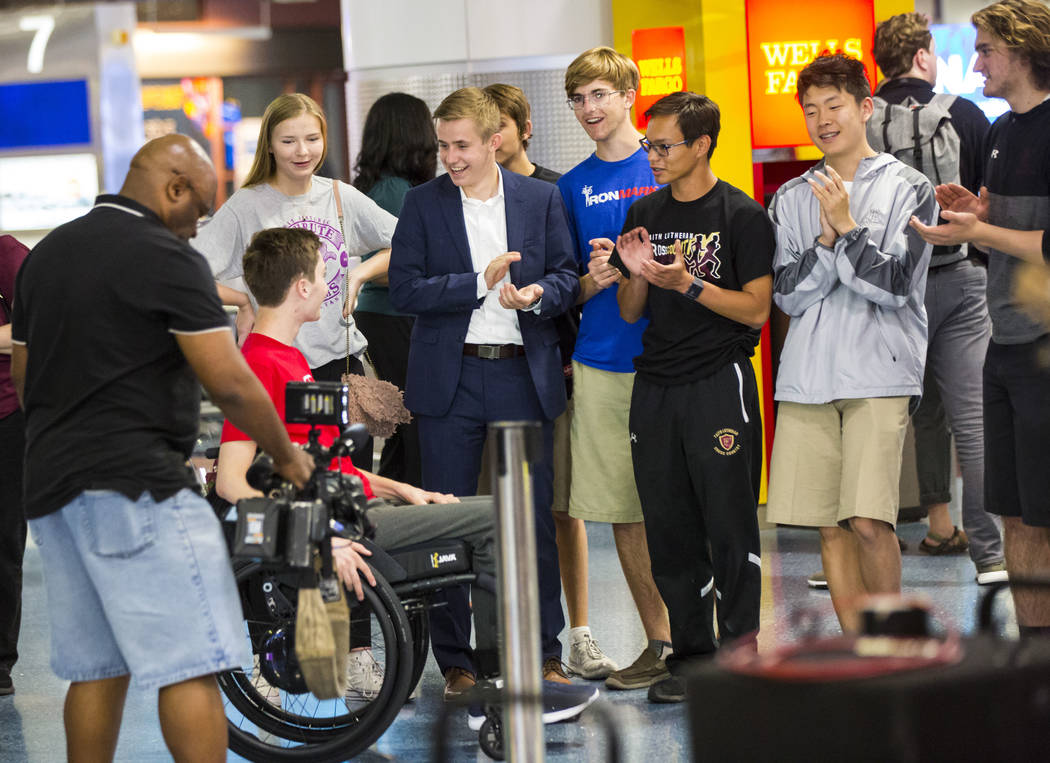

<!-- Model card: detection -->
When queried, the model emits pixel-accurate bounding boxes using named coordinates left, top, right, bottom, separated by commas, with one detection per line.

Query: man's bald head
left=121, top=135, right=217, bottom=240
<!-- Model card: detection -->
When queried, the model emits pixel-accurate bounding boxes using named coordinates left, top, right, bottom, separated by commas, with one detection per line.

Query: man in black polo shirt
left=10, top=135, right=313, bottom=762
left=611, top=91, right=774, bottom=703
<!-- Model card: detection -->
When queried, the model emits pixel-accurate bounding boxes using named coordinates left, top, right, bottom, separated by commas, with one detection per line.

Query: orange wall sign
left=745, top=0, right=876, bottom=148
left=631, top=26, right=686, bottom=130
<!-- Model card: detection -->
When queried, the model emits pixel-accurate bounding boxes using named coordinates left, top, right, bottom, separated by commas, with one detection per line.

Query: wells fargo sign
left=745, top=0, right=876, bottom=148
left=631, top=26, right=686, bottom=129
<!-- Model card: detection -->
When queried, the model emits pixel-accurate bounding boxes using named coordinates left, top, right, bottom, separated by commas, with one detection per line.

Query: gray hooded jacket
left=769, top=153, right=937, bottom=404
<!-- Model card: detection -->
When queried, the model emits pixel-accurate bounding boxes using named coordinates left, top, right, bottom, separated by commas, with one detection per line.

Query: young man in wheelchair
left=214, top=227, right=502, bottom=696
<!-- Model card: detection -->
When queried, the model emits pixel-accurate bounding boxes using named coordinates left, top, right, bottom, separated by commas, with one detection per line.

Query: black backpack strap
left=882, top=105, right=894, bottom=152
left=912, top=106, right=924, bottom=174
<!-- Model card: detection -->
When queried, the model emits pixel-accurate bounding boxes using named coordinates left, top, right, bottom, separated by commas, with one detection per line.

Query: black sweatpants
left=630, top=359, right=762, bottom=670
left=0, top=408, right=26, bottom=673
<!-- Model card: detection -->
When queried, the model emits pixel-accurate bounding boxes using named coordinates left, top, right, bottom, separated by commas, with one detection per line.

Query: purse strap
left=332, top=180, right=352, bottom=378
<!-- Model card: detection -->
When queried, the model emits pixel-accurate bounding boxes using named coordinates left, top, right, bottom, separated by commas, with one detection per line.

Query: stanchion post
left=490, top=420, right=544, bottom=763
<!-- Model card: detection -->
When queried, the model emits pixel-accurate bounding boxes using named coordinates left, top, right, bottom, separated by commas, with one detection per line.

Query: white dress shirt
left=461, top=169, right=524, bottom=345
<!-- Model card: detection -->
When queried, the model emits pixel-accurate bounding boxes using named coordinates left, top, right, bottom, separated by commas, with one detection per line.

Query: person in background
left=484, top=83, right=562, bottom=183
left=872, top=11, right=1005, bottom=584
left=554, top=47, right=672, bottom=689
left=0, top=234, right=29, bottom=697
left=193, top=92, right=398, bottom=472
left=484, top=82, right=601, bottom=681
left=350, top=92, right=438, bottom=486
left=911, top=0, right=1050, bottom=638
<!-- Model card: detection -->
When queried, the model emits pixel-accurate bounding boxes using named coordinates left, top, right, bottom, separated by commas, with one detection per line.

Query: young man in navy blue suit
left=388, top=87, right=580, bottom=698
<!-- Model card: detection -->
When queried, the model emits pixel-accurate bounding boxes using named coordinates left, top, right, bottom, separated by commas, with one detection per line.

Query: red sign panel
left=745, top=0, right=876, bottom=148
left=631, top=27, right=687, bottom=130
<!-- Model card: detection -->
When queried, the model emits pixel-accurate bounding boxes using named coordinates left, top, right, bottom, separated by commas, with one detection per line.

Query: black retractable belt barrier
left=687, top=582, right=1050, bottom=762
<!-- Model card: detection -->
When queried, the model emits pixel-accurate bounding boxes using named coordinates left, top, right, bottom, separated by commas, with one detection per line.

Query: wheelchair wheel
left=218, top=561, right=414, bottom=763
left=400, top=595, right=430, bottom=699
left=479, top=713, right=505, bottom=761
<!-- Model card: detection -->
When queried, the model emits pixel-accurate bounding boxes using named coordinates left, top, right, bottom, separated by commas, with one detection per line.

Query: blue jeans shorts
left=29, top=488, right=251, bottom=690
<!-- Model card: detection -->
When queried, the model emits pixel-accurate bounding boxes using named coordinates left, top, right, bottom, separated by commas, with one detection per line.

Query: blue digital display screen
left=931, top=24, right=1010, bottom=122
left=0, top=79, right=92, bottom=150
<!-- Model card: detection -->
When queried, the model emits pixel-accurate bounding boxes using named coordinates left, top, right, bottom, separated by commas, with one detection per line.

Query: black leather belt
left=463, top=343, right=526, bottom=359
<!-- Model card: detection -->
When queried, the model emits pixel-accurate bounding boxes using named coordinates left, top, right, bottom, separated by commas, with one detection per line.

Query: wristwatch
left=683, top=276, right=705, bottom=301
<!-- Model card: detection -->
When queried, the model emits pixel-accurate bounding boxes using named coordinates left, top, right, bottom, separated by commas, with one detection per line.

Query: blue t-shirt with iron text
left=557, top=149, right=659, bottom=372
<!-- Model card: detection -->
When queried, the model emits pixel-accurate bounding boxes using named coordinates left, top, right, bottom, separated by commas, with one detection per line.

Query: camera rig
left=231, top=381, right=373, bottom=577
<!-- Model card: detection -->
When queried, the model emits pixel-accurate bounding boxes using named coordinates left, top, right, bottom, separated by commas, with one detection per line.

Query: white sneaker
left=567, top=631, right=618, bottom=679
left=251, top=655, right=281, bottom=707
left=345, top=649, right=384, bottom=703
left=976, top=562, right=1009, bottom=586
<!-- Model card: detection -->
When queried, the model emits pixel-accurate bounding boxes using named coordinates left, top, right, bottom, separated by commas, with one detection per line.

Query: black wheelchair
left=202, top=383, right=495, bottom=763
left=219, top=541, right=488, bottom=762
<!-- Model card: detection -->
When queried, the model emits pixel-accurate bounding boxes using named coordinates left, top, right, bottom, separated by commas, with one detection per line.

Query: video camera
left=231, top=381, right=373, bottom=568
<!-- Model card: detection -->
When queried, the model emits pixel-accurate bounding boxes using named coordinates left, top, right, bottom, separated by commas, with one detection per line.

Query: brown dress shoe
left=443, top=666, right=476, bottom=700
left=542, top=657, right=571, bottom=685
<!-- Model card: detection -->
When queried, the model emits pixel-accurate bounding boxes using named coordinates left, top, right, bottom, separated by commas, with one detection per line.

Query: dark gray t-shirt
left=983, top=100, right=1050, bottom=343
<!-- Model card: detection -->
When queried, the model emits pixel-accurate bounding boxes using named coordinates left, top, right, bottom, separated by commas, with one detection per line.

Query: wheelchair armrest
left=359, top=538, right=410, bottom=584
left=393, top=573, right=479, bottom=599
left=473, top=571, right=496, bottom=594
left=361, top=537, right=478, bottom=588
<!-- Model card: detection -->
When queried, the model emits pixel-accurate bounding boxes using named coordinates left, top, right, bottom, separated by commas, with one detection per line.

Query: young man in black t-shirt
left=484, top=83, right=562, bottom=183
left=610, top=91, right=774, bottom=703
left=911, top=0, right=1050, bottom=638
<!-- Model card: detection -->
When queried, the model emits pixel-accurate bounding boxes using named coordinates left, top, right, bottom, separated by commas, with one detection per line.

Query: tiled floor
left=1, top=497, right=1011, bottom=762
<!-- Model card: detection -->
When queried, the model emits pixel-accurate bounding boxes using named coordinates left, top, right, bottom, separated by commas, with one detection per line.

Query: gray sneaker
left=345, top=648, right=384, bottom=704
left=605, top=643, right=669, bottom=690
left=567, top=631, right=618, bottom=679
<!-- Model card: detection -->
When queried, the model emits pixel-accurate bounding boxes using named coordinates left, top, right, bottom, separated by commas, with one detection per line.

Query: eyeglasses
left=639, top=138, right=691, bottom=157
left=177, top=172, right=214, bottom=225
left=566, top=89, right=625, bottom=110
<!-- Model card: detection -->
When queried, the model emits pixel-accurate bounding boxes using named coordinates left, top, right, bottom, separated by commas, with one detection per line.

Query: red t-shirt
left=221, top=332, right=374, bottom=498
left=0, top=235, right=29, bottom=419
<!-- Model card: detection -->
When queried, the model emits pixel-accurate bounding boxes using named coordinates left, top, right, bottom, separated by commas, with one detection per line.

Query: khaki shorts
left=551, top=400, right=572, bottom=513
left=766, top=397, right=910, bottom=528
left=568, top=361, right=644, bottom=524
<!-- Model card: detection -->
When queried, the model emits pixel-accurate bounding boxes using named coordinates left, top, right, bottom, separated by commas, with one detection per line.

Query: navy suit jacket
left=388, top=165, right=580, bottom=420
